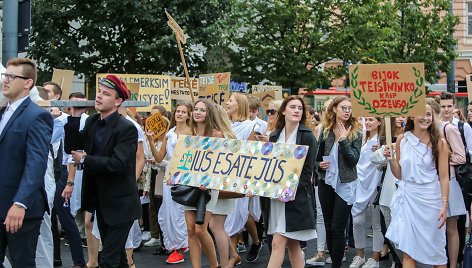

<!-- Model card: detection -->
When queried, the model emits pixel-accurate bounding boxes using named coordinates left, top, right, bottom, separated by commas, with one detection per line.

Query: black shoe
left=300, top=241, right=307, bottom=250
left=246, top=242, right=262, bottom=262
left=53, top=259, right=62, bottom=267
left=81, top=238, right=87, bottom=248
left=153, top=246, right=171, bottom=255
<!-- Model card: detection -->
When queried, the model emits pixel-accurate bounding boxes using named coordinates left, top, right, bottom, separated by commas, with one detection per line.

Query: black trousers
left=96, top=210, right=133, bottom=268
left=0, top=218, right=42, bottom=268
left=318, top=179, right=352, bottom=268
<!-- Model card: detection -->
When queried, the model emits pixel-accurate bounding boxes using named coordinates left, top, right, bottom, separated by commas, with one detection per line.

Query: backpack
left=455, top=121, right=472, bottom=195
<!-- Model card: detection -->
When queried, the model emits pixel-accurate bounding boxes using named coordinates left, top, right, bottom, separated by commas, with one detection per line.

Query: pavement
left=59, top=234, right=406, bottom=268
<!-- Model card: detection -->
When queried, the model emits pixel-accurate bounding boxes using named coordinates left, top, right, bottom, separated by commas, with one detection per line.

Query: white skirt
left=158, top=184, right=188, bottom=250
left=447, top=177, right=467, bottom=217
left=225, top=198, right=249, bottom=237
left=267, top=199, right=317, bottom=241
left=213, top=199, right=235, bottom=215
left=386, top=180, right=446, bottom=265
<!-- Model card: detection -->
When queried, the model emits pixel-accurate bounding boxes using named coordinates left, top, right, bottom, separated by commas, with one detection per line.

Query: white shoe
left=144, top=238, right=160, bottom=247
left=362, top=258, right=379, bottom=268
left=141, top=231, right=151, bottom=241
left=349, top=256, right=366, bottom=268
left=325, top=255, right=346, bottom=264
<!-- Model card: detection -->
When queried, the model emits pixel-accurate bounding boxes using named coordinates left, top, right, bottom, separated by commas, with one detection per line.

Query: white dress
left=267, top=124, right=317, bottom=241
left=386, top=131, right=447, bottom=265
left=351, top=135, right=382, bottom=217
left=158, top=127, right=188, bottom=250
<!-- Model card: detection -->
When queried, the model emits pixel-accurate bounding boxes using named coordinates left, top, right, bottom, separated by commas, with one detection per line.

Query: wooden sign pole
left=176, top=37, right=194, bottom=103
left=384, top=116, right=393, bottom=159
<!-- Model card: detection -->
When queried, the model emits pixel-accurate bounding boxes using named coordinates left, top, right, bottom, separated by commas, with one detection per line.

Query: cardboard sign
left=96, top=74, right=171, bottom=112
left=198, top=72, right=230, bottom=105
left=171, top=77, right=199, bottom=101
left=145, top=112, right=168, bottom=140
left=467, top=74, right=472, bottom=103
left=165, top=10, right=186, bottom=44
left=167, top=136, right=309, bottom=200
left=349, top=63, right=426, bottom=117
left=251, top=85, right=282, bottom=121
left=252, top=85, right=283, bottom=99
left=52, top=69, right=75, bottom=100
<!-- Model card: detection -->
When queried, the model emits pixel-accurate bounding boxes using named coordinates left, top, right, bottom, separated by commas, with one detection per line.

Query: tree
left=331, top=0, right=459, bottom=84
left=220, top=0, right=338, bottom=89
left=29, top=0, right=231, bottom=93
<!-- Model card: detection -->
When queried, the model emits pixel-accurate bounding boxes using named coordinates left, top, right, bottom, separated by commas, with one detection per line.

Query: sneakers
left=306, top=253, right=325, bottom=266
left=144, top=238, right=160, bottom=247
left=142, top=231, right=151, bottom=241
left=325, top=255, right=346, bottom=264
left=349, top=256, right=366, bottom=268
left=166, top=250, right=184, bottom=264
left=153, top=246, right=171, bottom=255
left=237, top=243, right=246, bottom=253
left=246, top=242, right=263, bottom=262
left=362, top=258, right=379, bottom=268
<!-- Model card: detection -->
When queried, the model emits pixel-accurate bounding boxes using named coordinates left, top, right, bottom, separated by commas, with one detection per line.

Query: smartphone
left=253, top=123, right=262, bottom=136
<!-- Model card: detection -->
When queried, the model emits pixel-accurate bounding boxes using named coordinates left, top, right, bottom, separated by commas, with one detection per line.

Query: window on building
left=468, top=2, right=472, bottom=35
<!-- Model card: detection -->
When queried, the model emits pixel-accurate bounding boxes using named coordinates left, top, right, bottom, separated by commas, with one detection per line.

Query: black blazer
left=262, top=124, right=317, bottom=232
left=80, top=112, right=141, bottom=225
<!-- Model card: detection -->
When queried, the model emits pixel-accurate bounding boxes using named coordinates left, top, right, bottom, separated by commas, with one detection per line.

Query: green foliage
left=29, top=0, right=231, bottom=90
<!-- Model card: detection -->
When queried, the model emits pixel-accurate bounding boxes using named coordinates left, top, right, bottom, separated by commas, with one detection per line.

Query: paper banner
left=167, top=136, right=309, bottom=201
left=349, top=63, right=426, bottom=117
left=467, top=74, right=472, bottom=103
left=52, top=69, right=75, bottom=100
left=145, top=112, right=168, bottom=140
left=198, top=72, right=230, bottom=105
left=96, top=74, right=171, bottom=112
left=171, top=77, right=199, bottom=101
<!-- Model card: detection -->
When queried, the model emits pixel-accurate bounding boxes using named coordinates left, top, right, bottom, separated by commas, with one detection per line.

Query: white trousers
left=352, top=203, right=384, bottom=252
left=315, top=186, right=326, bottom=252
left=35, top=206, right=54, bottom=268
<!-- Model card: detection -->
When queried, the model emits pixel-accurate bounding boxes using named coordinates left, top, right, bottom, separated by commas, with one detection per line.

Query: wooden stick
left=384, top=116, right=393, bottom=159
left=176, top=36, right=195, bottom=103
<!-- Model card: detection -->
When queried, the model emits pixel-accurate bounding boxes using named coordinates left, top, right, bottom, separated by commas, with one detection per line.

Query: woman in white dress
left=263, top=95, right=317, bottom=268
left=146, top=102, right=193, bottom=264
left=385, top=103, right=449, bottom=267
left=350, top=117, right=384, bottom=268
left=224, top=93, right=263, bottom=262
left=186, top=99, right=221, bottom=268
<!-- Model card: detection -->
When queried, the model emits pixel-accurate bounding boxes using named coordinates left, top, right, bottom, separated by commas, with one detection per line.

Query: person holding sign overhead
left=315, top=96, right=362, bottom=268
left=384, top=102, right=449, bottom=266
left=146, top=102, right=193, bottom=264
left=262, top=95, right=317, bottom=268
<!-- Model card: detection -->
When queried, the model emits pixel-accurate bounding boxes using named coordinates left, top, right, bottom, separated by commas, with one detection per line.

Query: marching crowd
left=2, top=57, right=472, bottom=268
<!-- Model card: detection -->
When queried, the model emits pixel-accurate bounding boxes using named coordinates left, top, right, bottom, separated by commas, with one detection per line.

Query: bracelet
left=442, top=197, right=448, bottom=202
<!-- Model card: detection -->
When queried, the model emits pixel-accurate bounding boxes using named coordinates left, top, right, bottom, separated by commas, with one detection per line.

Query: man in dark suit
left=71, top=75, right=141, bottom=268
left=0, top=58, right=53, bottom=267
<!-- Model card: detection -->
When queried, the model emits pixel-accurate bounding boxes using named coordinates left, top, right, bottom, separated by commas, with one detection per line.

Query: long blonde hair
left=228, top=93, right=250, bottom=122
left=322, top=96, right=361, bottom=141
left=214, top=105, right=237, bottom=139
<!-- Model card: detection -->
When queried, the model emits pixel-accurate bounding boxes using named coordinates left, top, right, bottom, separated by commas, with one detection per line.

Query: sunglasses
left=266, top=109, right=277, bottom=115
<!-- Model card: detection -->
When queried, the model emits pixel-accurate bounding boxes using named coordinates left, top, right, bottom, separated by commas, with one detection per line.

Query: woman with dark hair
left=315, top=96, right=362, bottom=268
left=264, top=95, right=317, bottom=268
left=385, top=103, right=449, bottom=267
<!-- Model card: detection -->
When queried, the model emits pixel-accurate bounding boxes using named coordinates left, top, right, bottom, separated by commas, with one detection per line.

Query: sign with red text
left=349, top=63, right=425, bottom=117
left=198, top=72, right=230, bottom=105
left=171, top=77, right=199, bottom=101
left=167, top=136, right=309, bottom=201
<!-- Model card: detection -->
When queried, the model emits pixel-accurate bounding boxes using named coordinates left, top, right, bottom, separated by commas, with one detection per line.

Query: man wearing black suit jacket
left=71, top=75, right=141, bottom=268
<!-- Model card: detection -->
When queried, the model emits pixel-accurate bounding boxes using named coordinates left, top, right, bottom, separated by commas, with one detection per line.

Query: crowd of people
left=2, top=57, right=472, bottom=268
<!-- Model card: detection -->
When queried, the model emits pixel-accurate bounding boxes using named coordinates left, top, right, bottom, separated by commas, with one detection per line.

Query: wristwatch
left=66, top=180, right=75, bottom=187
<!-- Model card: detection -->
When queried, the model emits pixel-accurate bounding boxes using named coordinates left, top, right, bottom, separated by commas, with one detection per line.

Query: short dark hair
left=69, top=92, right=85, bottom=99
left=439, top=92, right=455, bottom=104
left=6, top=58, right=37, bottom=88
left=43, top=81, right=63, bottom=99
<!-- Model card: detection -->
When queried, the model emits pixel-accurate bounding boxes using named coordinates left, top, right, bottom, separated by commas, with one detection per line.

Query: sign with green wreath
left=348, top=63, right=426, bottom=117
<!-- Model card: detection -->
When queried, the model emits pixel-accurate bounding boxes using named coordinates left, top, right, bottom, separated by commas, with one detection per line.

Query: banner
left=97, top=74, right=171, bottom=112
left=198, top=72, right=230, bottom=105
left=52, top=69, right=75, bottom=100
left=171, top=77, right=199, bottom=101
left=349, top=63, right=426, bottom=117
left=167, top=136, right=309, bottom=201
left=145, top=112, right=168, bottom=140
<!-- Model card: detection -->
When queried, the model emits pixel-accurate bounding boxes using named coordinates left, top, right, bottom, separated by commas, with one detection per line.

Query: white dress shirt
left=0, top=95, right=29, bottom=135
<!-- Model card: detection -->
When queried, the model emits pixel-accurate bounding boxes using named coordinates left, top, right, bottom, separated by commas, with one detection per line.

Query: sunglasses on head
left=266, top=109, right=277, bottom=115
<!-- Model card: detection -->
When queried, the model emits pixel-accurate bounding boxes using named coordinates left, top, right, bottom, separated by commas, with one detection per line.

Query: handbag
left=464, top=233, right=472, bottom=268
left=455, top=121, right=472, bottom=196
left=170, top=185, right=210, bottom=207
left=372, top=164, right=387, bottom=206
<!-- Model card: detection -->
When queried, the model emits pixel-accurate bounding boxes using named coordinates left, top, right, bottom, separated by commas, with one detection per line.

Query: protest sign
left=171, top=77, right=199, bottom=101
left=145, top=112, right=168, bottom=140
left=167, top=136, right=309, bottom=201
left=52, top=69, right=75, bottom=100
left=349, top=63, right=426, bottom=117
left=96, top=74, right=171, bottom=112
left=198, top=72, right=231, bottom=105
left=230, top=81, right=250, bottom=93
left=251, top=85, right=283, bottom=120
left=467, top=74, right=472, bottom=103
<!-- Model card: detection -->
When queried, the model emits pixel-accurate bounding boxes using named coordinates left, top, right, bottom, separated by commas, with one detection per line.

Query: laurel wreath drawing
left=350, top=65, right=424, bottom=116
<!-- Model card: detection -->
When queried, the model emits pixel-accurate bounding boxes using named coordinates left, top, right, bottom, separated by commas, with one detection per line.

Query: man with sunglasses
left=0, top=58, right=53, bottom=267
